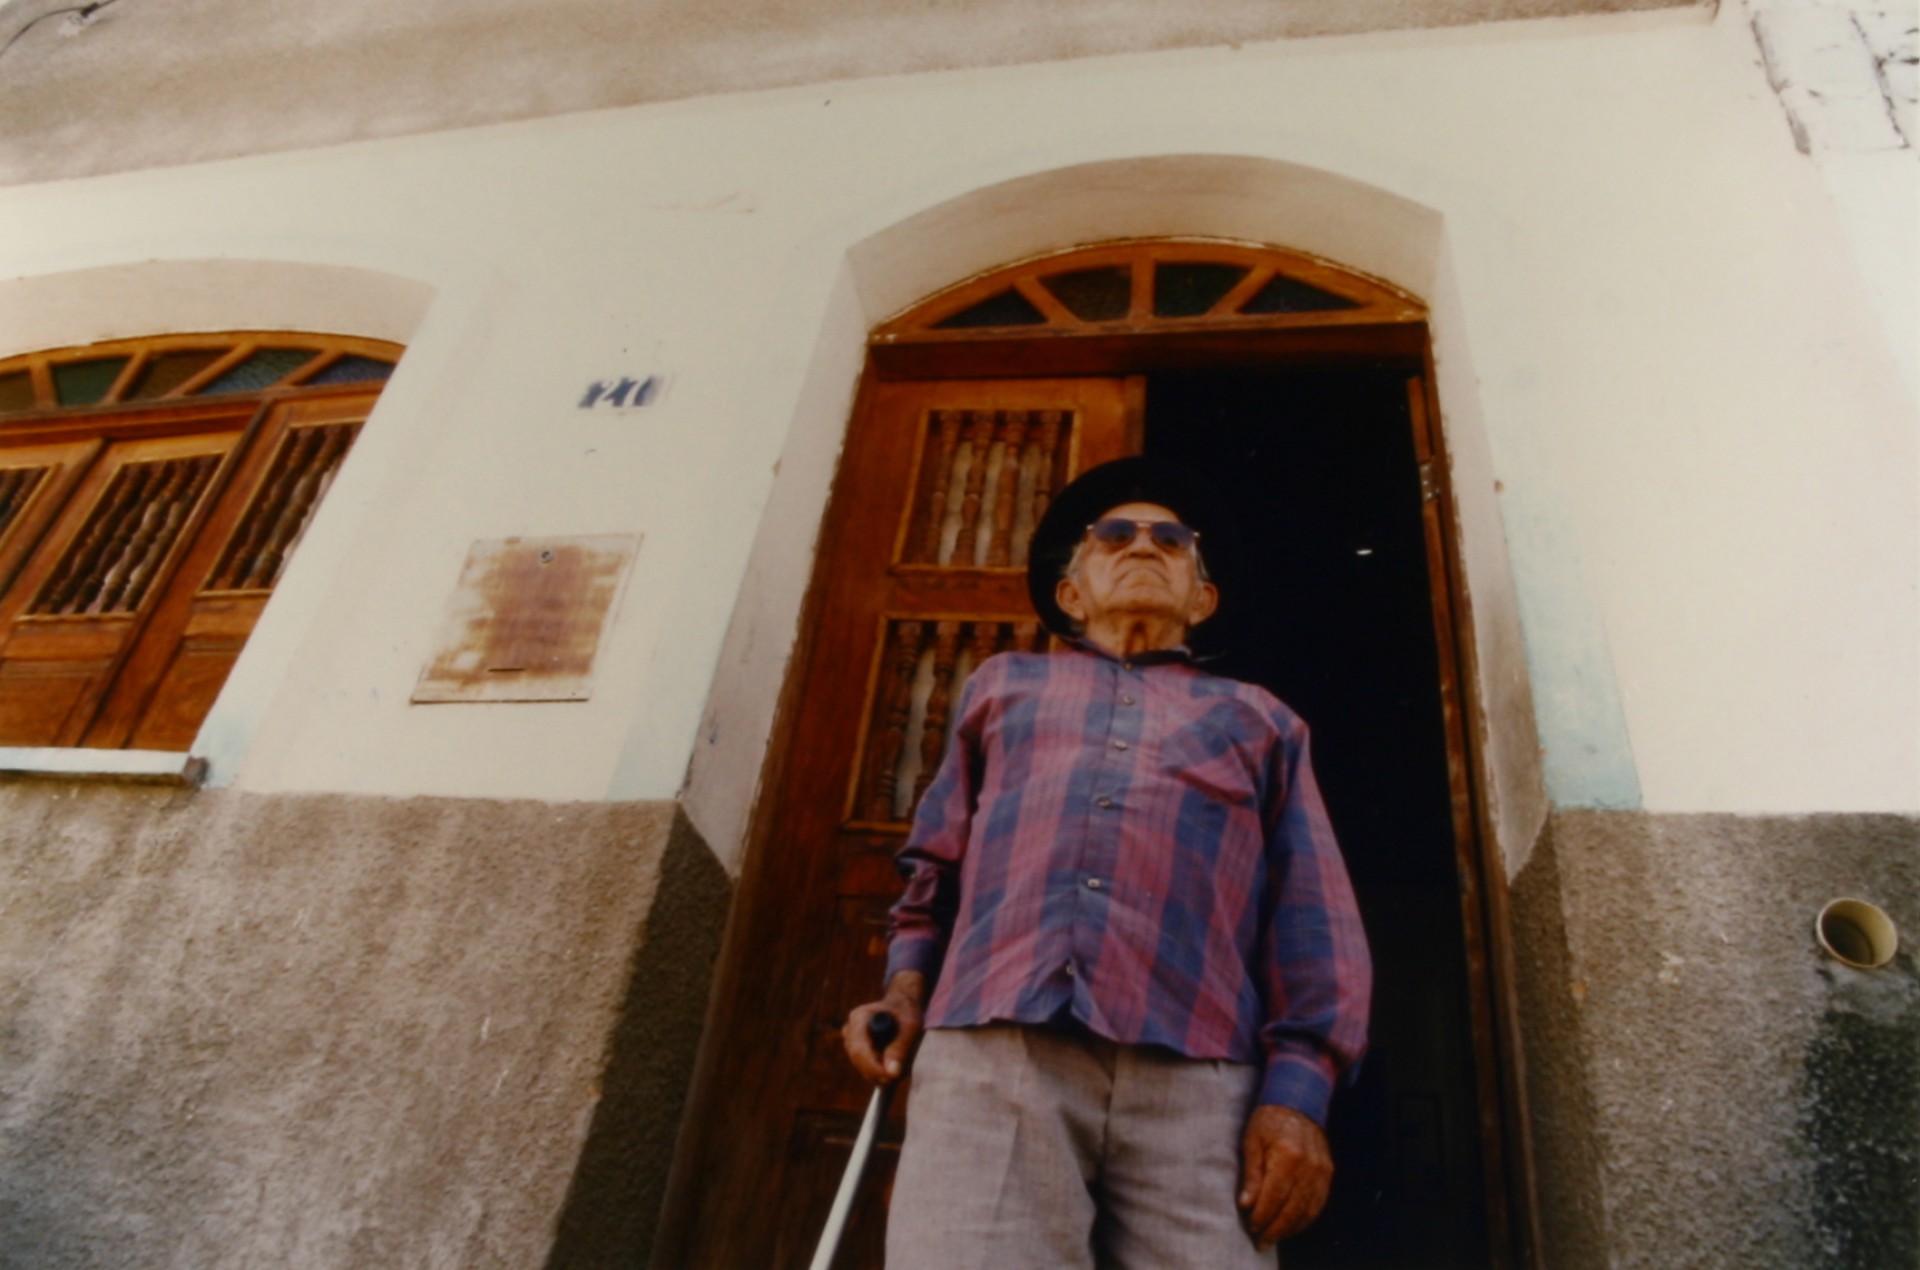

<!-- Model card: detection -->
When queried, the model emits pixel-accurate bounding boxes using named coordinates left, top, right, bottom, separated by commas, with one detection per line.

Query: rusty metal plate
left=412, top=534, right=639, bottom=703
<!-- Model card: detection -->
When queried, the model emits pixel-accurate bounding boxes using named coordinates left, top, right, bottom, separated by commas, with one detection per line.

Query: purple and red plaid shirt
left=886, top=642, right=1372, bottom=1125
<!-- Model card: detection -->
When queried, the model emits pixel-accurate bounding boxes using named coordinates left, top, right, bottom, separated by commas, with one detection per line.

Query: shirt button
left=1085, top=877, right=1103, bottom=890
left=1095, top=796, right=1113, bottom=809
left=1064, top=963, right=1076, bottom=977
left=1112, top=740, right=1128, bottom=751
left=1121, top=694, right=1136, bottom=706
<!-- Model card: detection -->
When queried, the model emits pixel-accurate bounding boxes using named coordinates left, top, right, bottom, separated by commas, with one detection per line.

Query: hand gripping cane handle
left=867, top=1010, right=901, bottom=1058
left=808, top=1012, right=901, bottom=1270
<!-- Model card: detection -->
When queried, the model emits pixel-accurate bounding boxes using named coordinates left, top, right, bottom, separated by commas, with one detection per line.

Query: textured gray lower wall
left=1513, top=810, right=1920, bottom=1270
left=0, top=781, right=730, bottom=1270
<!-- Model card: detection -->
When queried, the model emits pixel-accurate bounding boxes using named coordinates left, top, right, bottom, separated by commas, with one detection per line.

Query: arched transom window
left=873, top=239, right=1424, bottom=341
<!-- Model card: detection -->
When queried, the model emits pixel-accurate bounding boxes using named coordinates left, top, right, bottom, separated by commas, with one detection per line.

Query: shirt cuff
left=1259, top=1049, right=1337, bottom=1126
left=884, top=934, right=942, bottom=985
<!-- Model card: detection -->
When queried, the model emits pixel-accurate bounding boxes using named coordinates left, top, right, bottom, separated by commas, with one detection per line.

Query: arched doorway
left=662, top=239, right=1512, bottom=1268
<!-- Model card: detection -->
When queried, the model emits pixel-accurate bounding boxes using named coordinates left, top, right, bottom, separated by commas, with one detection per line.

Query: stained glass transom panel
left=1240, top=274, right=1360, bottom=315
left=1153, top=264, right=1248, bottom=318
left=128, top=350, right=224, bottom=400
left=932, top=288, right=1046, bottom=330
left=200, top=348, right=318, bottom=396
left=1041, top=268, right=1131, bottom=322
left=306, top=356, right=395, bottom=386
left=53, top=358, right=129, bottom=407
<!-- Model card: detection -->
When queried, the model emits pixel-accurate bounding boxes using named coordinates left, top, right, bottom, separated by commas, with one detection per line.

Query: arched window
left=0, top=332, right=402, bottom=750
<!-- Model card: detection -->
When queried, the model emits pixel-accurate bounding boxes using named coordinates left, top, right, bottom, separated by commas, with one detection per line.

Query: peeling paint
left=1750, top=0, right=1917, bottom=153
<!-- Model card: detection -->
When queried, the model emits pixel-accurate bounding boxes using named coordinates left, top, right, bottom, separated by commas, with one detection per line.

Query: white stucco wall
left=0, top=4, right=1912, bottom=857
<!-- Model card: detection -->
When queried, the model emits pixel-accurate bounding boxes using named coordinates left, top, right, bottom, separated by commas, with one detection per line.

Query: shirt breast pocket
left=1159, top=715, right=1262, bottom=808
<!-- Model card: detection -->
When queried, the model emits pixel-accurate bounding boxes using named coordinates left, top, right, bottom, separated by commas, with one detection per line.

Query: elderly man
left=845, top=457, right=1372, bottom=1268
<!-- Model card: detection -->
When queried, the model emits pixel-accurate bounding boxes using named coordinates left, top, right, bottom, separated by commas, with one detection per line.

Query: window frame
left=0, top=331, right=402, bottom=761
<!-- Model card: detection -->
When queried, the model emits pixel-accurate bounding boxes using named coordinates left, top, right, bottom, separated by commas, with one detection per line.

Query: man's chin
left=1106, top=600, right=1187, bottom=627
left=1110, top=581, right=1179, bottom=610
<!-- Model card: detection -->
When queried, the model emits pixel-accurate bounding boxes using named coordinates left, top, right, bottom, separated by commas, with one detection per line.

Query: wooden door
left=671, top=377, right=1132, bottom=1268
left=662, top=240, right=1527, bottom=1268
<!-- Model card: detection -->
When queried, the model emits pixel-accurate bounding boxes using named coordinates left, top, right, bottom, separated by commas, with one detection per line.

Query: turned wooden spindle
left=865, top=621, right=926, bottom=821
left=987, top=411, right=1026, bottom=567
left=955, top=413, right=993, bottom=567
left=914, top=621, right=963, bottom=804
left=921, top=410, right=961, bottom=563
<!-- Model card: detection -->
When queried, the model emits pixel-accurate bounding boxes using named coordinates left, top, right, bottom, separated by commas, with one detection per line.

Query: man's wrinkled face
left=1055, top=501, right=1218, bottom=637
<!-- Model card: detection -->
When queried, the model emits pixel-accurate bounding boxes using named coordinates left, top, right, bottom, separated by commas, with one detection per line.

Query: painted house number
left=578, top=375, right=661, bottom=409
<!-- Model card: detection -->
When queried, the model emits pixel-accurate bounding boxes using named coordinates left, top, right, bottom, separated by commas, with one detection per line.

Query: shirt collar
left=1062, top=635, right=1196, bottom=668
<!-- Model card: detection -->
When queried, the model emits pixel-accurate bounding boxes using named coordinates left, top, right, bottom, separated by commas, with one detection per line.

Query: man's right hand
left=844, top=971, right=926, bottom=1085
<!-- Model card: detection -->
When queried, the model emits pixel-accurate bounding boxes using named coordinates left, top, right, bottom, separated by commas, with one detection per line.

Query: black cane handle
left=869, top=1010, right=900, bottom=1053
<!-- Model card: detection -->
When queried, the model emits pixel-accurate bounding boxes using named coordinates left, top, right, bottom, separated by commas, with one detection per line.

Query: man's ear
left=1055, top=574, right=1090, bottom=625
left=1185, top=581, right=1220, bottom=628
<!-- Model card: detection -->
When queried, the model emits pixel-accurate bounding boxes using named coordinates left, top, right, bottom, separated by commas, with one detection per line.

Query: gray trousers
left=887, top=1024, right=1277, bottom=1269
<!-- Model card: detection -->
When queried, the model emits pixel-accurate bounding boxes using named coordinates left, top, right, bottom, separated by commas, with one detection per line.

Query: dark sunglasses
left=1084, top=517, right=1200, bottom=553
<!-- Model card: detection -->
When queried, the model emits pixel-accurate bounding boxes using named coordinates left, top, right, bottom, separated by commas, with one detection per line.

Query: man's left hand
left=1237, top=1104, right=1333, bottom=1249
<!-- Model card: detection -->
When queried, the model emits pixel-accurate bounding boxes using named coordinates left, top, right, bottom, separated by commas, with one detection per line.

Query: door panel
left=121, top=597, right=265, bottom=750
left=86, top=393, right=371, bottom=749
left=672, top=377, right=1130, bottom=1268
left=0, top=431, right=240, bottom=746
left=0, top=439, right=103, bottom=598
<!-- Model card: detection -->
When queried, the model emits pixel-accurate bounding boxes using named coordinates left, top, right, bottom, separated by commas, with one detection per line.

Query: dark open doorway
left=1146, top=367, right=1492, bottom=1268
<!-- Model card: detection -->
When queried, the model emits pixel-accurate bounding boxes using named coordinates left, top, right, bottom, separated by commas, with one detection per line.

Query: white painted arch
left=0, top=258, right=433, bottom=355
left=846, top=154, right=1445, bottom=326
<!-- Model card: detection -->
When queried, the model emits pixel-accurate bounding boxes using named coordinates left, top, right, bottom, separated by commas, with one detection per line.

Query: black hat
left=1026, top=456, right=1212, bottom=637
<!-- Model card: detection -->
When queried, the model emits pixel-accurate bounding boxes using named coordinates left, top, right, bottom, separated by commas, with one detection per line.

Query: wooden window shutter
left=92, top=396, right=373, bottom=751
left=0, top=430, right=242, bottom=746
left=0, top=332, right=400, bottom=751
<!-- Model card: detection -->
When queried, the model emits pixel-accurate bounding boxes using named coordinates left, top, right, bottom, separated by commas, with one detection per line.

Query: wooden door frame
left=651, top=367, right=885, bottom=1269
left=656, top=249, right=1542, bottom=1269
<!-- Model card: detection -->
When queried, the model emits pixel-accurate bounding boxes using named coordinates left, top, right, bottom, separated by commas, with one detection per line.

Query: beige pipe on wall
left=1814, top=897, right=1899, bottom=969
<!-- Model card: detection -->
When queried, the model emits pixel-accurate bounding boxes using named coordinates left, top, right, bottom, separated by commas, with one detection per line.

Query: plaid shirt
left=886, top=642, right=1372, bottom=1125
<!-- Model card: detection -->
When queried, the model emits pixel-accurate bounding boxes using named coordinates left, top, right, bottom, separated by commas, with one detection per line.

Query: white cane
left=809, top=1011, right=900, bottom=1270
